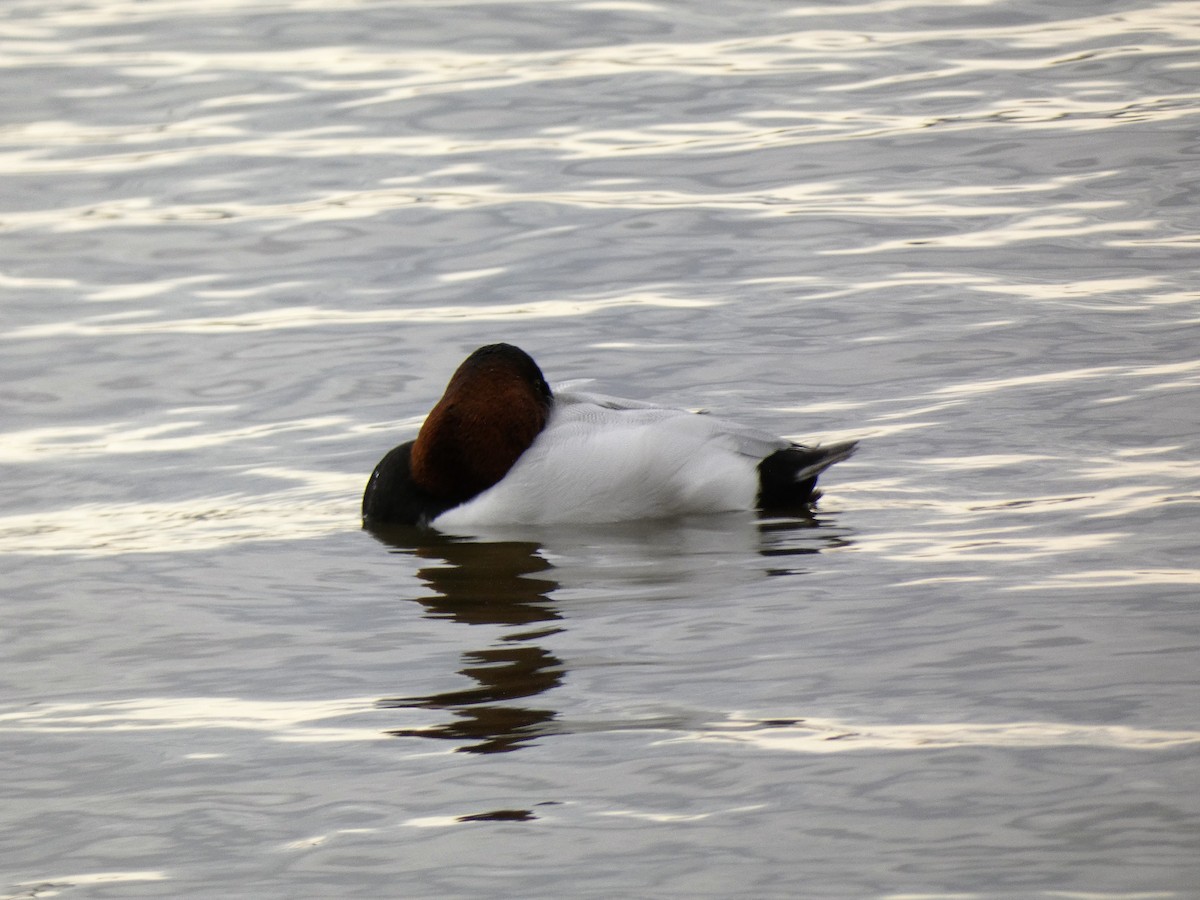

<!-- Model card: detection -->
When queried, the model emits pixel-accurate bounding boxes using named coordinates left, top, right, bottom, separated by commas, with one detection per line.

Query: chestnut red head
left=409, top=343, right=553, bottom=502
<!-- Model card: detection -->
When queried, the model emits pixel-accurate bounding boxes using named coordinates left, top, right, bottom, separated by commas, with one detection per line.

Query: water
left=2, top=0, right=1199, bottom=896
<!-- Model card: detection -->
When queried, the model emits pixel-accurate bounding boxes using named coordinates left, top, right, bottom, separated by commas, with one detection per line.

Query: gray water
left=2, top=0, right=1199, bottom=897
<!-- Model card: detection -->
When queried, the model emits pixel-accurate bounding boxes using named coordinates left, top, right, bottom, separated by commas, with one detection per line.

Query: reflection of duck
left=367, top=515, right=854, bottom=753
left=372, top=529, right=561, bottom=626
left=370, top=531, right=564, bottom=754
left=362, top=343, right=857, bottom=530
left=382, top=645, right=562, bottom=755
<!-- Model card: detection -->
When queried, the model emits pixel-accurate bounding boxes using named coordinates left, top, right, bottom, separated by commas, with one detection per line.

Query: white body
left=433, top=391, right=790, bottom=529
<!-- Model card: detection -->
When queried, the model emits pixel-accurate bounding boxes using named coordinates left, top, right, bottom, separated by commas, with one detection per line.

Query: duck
left=362, top=343, right=857, bottom=529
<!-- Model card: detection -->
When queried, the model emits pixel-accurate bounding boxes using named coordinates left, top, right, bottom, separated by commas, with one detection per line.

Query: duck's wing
left=556, top=389, right=673, bottom=412
left=553, top=391, right=791, bottom=460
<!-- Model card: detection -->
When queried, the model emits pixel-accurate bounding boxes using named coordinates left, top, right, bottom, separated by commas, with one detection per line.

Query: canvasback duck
left=362, top=343, right=857, bottom=529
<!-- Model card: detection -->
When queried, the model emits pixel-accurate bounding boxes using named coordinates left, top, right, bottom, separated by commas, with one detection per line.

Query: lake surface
left=2, top=0, right=1199, bottom=896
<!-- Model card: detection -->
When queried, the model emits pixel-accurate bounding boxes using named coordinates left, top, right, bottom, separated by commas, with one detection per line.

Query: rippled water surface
left=3, top=0, right=1199, bottom=897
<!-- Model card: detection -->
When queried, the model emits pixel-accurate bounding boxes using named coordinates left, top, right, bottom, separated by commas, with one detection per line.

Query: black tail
left=756, top=440, right=857, bottom=510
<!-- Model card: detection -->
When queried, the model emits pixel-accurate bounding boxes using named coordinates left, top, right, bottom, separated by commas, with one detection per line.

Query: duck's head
left=410, top=343, right=554, bottom=502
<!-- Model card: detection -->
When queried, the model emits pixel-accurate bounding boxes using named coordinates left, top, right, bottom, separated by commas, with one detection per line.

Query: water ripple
left=0, top=469, right=360, bottom=556
left=5, top=696, right=1196, bottom=753
left=3, top=292, right=715, bottom=337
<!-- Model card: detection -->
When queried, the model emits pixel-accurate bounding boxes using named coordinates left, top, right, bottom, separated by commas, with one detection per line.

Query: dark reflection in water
left=371, top=527, right=562, bottom=627
left=457, top=808, right=537, bottom=823
left=756, top=514, right=854, bottom=576
left=368, top=526, right=564, bottom=754
left=365, top=515, right=847, bottom=753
